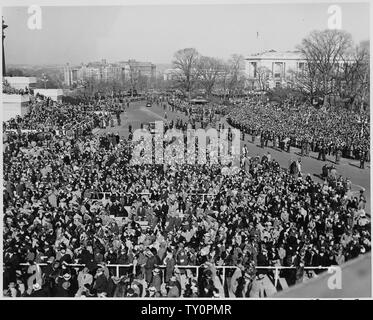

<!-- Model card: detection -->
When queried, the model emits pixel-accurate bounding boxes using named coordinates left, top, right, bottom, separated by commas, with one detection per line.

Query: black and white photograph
left=1, top=0, right=371, bottom=304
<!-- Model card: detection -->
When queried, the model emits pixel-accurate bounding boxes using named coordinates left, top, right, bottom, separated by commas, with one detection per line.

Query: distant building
left=245, top=50, right=306, bottom=89
left=125, top=59, right=156, bottom=79
left=163, top=68, right=182, bottom=81
left=63, top=63, right=79, bottom=86
left=163, top=67, right=232, bottom=82
left=63, top=59, right=156, bottom=87
left=245, top=49, right=355, bottom=90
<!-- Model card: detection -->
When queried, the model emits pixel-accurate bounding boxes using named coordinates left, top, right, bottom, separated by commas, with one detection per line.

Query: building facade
left=63, top=59, right=156, bottom=87
left=245, top=49, right=357, bottom=91
left=163, top=68, right=182, bottom=81
left=245, top=50, right=306, bottom=89
left=126, top=59, right=156, bottom=79
left=63, top=64, right=79, bottom=87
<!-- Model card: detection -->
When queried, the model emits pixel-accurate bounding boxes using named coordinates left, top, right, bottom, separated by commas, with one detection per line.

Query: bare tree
left=128, top=65, right=139, bottom=95
left=289, top=61, right=321, bottom=101
left=172, top=48, right=200, bottom=99
left=334, top=40, right=370, bottom=109
left=196, top=56, right=223, bottom=97
left=293, top=30, right=369, bottom=108
left=226, top=54, right=246, bottom=98
left=256, top=66, right=272, bottom=91
left=297, top=29, right=353, bottom=102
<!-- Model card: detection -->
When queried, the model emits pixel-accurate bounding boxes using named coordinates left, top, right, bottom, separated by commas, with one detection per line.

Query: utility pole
left=2, top=17, right=8, bottom=76
left=41, top=73, right=48, bottom=89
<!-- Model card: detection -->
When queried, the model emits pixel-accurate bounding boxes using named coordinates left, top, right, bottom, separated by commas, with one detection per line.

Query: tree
left=333, top=40, right=370, bottom=110
left=289, top=62, right=320, bottom=101
left=172, top=48, right=200, bottom=98
left=6, top=68, right=24, bottom=76
left=225, top=54, right=246, bottom=98
left=256, top=66, right=272, bottom=91
left=296, top=29, right=354, bottom=102
left=196, top=56, right=223, bottom=97
left=128, top=65, right=140, bottom=95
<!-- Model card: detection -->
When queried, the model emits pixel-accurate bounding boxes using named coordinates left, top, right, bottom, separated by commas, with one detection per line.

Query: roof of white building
left=246, top=50, right=304, bottom=61
left=163, top=68, right=182, bottom=74
left=33, top=89, right=64, bottom=96
left=4, top=76, right=37, bottom=85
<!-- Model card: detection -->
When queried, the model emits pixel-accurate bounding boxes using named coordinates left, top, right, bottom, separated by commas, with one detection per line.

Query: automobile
left=146, top=102, right=152, bottom=107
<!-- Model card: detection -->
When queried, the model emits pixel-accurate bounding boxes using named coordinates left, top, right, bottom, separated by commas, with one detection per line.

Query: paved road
left=97, top=100, right=371, bottom=212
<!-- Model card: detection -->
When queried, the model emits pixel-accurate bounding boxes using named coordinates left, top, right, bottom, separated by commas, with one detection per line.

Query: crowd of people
left=227, top=98, right=370, bottom=165
left=3, top=93, right=371, bottom=298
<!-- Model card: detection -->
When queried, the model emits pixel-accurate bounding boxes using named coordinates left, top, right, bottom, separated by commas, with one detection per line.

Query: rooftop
left=246, top=50, right=304, bottom=60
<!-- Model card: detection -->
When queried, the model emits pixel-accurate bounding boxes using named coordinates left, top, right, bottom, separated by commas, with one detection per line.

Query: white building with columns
left=245, top=50, right=306, bottom=89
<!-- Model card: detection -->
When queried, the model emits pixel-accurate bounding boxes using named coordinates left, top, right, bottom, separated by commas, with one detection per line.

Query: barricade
left=16, top=262, right=330, bottom=297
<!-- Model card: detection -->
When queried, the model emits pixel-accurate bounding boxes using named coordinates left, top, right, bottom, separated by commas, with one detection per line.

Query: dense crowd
left=3, top=94, right=370, bottom=298
left=227, top=98, right=370, bottom=164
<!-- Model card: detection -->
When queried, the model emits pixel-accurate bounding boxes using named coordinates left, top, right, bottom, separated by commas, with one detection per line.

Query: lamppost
left=2, top=17, right=8, bottom=76
left=82, top=80, right=88, bottom=98
left=41, top=73, right=48, bottom=89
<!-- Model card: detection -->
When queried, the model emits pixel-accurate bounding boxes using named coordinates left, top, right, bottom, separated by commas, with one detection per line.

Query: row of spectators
left=226, top=98, right=370, bottom=162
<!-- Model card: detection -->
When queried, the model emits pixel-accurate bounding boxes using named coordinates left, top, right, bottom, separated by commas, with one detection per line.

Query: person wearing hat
left=28, top=282, right=47, bottom=297
left=126, top=287, right=136, bottom=297
left=144, top=248, right=158, bottom=284
left=57, top=244, right=73, bottom=264
left=54, top=269, right=73, bottom=297
left=164, top=249, right=176, bottom=283
left=176, top=244, right=188, bottom=269
left=146, top=286, right=157, bottom=298
left=6, top=282, right=18, bottom=298
left=167, top=276, right=180, bottom=298
left=157, top=241, right=168, bottom=262
left=93, top=267, right=108, bottom=297
left=150, top=268, right=162, bottom=293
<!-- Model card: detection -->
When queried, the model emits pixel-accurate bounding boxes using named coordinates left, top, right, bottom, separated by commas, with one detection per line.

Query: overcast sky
left=2, top=3, right=370, bottom=65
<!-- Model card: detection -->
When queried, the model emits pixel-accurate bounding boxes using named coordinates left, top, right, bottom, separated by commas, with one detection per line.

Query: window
left=273, top=62, right=284, bottom=78
left=298, top=62, right=305, bottom=72
left=275, top=81, right=281, bottom=88
left=250, top=62, right=257, bottom=78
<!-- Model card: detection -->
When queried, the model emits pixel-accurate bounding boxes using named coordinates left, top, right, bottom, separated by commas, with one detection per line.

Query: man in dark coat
left=94, top=268, right=108, bottom=296
left=144, top=249, right=157, bottom=284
